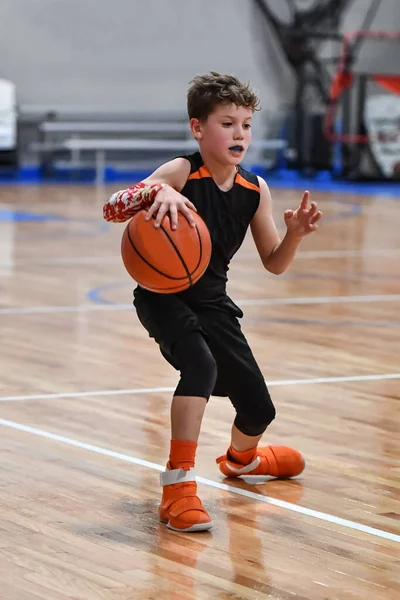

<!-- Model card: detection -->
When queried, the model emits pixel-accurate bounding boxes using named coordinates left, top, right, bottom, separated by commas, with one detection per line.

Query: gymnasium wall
left=0, top=0, right=398, bottom=121
left=0, top=0, right=292, bottom=118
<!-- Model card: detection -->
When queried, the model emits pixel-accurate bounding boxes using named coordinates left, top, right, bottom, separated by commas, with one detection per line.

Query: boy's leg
left=230, top=424, right=263, bottom=451
left=218, top=425, right=305, bottom=479
left=159, top=333, right=217, bottom=532
left=198, top=307, right=305, bottom=479
left=134, top=289, right=216, bottom=532
left=171, top=395, right=206, bottom=441
left=222, top=376, right=304, bottom=479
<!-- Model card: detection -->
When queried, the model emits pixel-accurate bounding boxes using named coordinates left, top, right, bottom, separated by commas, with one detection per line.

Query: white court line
left=0, top=386, right=175, bottom=402
left=235, top=248, right=400, bottom=261
left=1, top=248, right=399, bottom=266
left=0, top=373, right=398, bottom=403
left=0, top=304, right=131, bottom=315
left=0, top=417, right=398, bottom=544
left=1, top=294, right=400, bottom=315
left=0, top=256, right=121, bottom=266
left=237, top=294, right=400, bottom=306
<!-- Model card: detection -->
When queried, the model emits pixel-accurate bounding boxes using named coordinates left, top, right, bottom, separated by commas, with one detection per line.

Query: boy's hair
left=187, top=71, right=260, bottom=121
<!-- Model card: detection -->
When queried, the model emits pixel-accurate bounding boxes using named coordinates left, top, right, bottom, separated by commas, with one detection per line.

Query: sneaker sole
left=167, top=521, right=213, bottom=532
left=160, top=518, right=213, bottom=532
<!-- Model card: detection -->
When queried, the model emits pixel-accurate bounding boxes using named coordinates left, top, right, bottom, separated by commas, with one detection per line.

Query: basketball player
left=103, top=72, right=322, bottom=533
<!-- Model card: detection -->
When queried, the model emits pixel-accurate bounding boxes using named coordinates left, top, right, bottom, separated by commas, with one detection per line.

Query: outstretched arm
left=250, top=178, right=322, bottom=275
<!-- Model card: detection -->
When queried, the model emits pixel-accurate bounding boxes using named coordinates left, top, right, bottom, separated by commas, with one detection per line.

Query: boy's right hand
left=145, top=184, right=197, bottom=230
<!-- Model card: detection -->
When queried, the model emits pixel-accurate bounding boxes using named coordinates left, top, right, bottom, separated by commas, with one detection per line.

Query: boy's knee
left=234, top=402, right=276, bottom=436
left=173, top=334, right=217, bottom=399
left=232, top=377, right=276, bottom=436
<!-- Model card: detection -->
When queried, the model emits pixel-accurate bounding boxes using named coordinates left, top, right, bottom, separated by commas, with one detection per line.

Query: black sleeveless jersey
left=176, top=152, right=260, bottom=307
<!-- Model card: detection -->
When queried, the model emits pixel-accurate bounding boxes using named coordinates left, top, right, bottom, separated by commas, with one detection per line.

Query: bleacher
left=18, top=106, right=288, bottom=183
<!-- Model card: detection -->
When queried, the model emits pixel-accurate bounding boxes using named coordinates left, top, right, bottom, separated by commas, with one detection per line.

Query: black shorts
left=133, top=287, right=266, bottom=399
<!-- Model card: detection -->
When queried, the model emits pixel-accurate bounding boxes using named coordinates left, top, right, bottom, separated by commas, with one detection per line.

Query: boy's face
left=190, top=103, right=253, bottom=166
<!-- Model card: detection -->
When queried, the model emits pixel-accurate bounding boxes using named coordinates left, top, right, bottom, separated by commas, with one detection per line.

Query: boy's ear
left=190, top=118, right=203, bottom=140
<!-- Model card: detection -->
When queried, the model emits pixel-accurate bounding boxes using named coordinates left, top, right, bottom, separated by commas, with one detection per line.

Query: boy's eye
left=244, top=124, right=251, bottom=129
left=222, top=122, right=232, bottom=127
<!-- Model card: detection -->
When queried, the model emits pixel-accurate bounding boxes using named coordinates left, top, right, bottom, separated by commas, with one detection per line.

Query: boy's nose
left=234, top=129, right=244, bottom=139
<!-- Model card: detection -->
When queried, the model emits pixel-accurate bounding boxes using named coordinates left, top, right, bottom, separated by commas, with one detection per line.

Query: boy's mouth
left=229, top=145, right=244, bottom=152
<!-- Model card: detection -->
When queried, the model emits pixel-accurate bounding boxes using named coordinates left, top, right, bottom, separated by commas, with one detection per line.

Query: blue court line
left=86, top=283, right=398, bottom=328
left=86, top=201, right=362, bottom=303
left=0, top=209, right=110, bottom=237
left=87, top=282, right=130, bottom=305
left=88, top=267, right=399, bottom=305
left=0, top=209, right=68, bottom=223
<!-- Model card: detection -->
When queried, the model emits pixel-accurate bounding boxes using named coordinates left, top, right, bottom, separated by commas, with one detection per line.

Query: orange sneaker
left=159, top=463, right=212, bottom=532
left=216, top=446, right=305, bottom=479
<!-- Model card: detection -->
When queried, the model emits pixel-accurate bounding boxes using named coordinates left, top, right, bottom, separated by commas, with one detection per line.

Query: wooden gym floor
left=0, top=183, right=399, bottom=600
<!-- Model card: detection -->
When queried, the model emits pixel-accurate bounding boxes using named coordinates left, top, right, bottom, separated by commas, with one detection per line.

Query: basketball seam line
left=160, top=219, right=208, bottom=286
left=158, top=222, right=193, bottom=286
left=126, top=223, right=191, bottom=281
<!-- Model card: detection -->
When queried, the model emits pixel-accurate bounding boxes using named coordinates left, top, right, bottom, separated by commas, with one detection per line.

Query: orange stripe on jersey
left=236, top=173, right=260, bottom=192
left=188, top=165, right=212, bottom=179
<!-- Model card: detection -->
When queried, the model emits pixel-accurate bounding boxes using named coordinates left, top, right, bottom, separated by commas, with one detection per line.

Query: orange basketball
left=121, top=209, right=212, bottom=293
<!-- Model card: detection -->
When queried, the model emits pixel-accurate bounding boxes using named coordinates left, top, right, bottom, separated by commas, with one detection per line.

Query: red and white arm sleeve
left=103, top=182, right=167, bottom=223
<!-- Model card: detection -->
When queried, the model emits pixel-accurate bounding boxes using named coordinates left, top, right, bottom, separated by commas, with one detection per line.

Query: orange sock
left=228, top=445, right=258, bottom=465
left=169, top=439, right=197, bottom=471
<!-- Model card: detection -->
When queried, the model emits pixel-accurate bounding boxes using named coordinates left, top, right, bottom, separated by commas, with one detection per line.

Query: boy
left=103, top=72, right=322, bottom=533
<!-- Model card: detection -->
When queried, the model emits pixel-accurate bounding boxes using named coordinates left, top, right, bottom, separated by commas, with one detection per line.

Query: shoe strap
left=168, top=495, right=205, bottom=518
left=160, top=466, right=196, bottom=486
left=223, top=456, right=261, bottom=474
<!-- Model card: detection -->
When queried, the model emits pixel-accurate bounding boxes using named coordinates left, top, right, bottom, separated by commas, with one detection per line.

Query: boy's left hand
left=284, top=191, right=322, bottom=237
